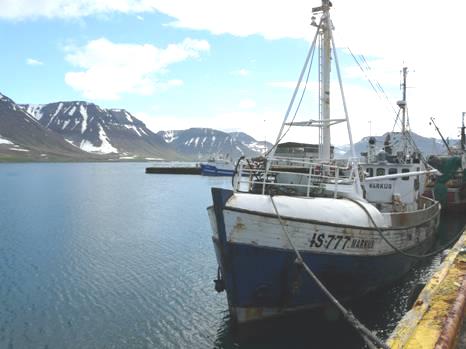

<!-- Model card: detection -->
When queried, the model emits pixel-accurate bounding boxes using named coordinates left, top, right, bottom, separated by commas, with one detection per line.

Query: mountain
left=22, top=101, right=179, bottom=160
left=1, top=90, right=454, bottom=163
left=342, top=131, right=451, bottom=159
left=157, top=128, right=271, bottom=159
left=0, top=93, right=101, bottom=161
left=2, top=93, right=269, bottom=162
left=0, top=91, right=454, bottom=163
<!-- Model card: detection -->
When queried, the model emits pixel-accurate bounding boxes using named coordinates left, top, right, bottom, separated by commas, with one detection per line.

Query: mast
left=319, top=0, right=332, bottom=160
left=269, top=0, right=351, bottom=163
left=461, top=112, right=465, bottom=151
left=397, top=67, right=408, bottom=158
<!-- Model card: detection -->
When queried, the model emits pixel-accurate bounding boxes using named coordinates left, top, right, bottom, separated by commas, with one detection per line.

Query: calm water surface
left=0, top=162, right=464, bottom=349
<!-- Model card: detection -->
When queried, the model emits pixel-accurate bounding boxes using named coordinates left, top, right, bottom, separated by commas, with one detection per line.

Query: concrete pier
left=387, top=226, right=466, bottom=349
left=145, top=166, right=201, bottom=175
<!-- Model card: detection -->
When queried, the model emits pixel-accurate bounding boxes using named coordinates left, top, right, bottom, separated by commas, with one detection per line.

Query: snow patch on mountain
left=53, top=103, right=63, bottom=118
left=64, top=138, right=80, bottom=148
left=80, top=105, right=88, bottom=134
left=25, top=104, right=44, bottom=120
left=68, top=106, right=76, bottom=116
left=124, top=111, right=133, bottom=122
left=80, top=124, right=117, bottom=154
left=0, top=135, right=13, bottom=145
left=162, top=130, right=177, bottom=143
left=247, top=141, right=269, bottom=153
left=124, top=124, right=142, bottom=137
left=9, top=146, right=30, bottom=152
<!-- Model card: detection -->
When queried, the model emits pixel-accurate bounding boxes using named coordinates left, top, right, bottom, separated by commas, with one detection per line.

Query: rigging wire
left=349, top=52, right=431, bottom=166
left=391, top=109, right=401, bottom=133
left=347, top=48, right=398, bottom=117
left=266, top=17, right=322, bottom=158
left=265, top=40, right=316, bottom=157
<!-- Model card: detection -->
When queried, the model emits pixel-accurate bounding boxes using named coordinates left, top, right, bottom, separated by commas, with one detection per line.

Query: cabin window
left=402, top=168, right=410, bottom=180
left=388, top=168, right=397, bottom=180
left=376, top=168, right=385, bottom=176
left=366, top=168, right=374, bottom=177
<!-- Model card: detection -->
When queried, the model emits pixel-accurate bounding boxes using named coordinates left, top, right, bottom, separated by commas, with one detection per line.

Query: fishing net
left=428, top=155, right=463, bottom=203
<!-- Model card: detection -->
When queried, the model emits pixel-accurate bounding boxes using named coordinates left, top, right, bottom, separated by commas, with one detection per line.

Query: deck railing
left=233, top=156, right=359, bottom=198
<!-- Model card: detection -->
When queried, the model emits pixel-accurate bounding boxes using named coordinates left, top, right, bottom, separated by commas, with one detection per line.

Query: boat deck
left=387, top=225, right=466, bottom=348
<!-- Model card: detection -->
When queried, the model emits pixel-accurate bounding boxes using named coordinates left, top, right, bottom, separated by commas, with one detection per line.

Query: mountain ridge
left=21, top=101, right=180, bottom=160
left=1, top=92, right=271, bottom=161
left=0, top=93, right=103, bottom=161
left=0, top=91, right=457, bottom=162
left=156, top=128, right=271, bottom=160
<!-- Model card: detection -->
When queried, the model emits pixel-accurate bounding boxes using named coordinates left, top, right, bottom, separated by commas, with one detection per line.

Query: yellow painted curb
left=387, top=228, right=466, bottom=349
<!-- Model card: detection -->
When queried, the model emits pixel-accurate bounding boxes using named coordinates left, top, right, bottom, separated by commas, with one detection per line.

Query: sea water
left=0, top=162, right=464, bottom=349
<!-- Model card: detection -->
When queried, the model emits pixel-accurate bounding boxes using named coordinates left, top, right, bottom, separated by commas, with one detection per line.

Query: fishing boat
left=424, top=114, right=466, bottom=212
left=207, top=0, right=440, bottom=325
left=200, top=157, right=235, bottom=176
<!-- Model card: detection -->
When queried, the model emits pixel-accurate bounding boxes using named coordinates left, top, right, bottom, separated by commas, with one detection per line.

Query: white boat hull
left=209, top=188, right=441, bottom=325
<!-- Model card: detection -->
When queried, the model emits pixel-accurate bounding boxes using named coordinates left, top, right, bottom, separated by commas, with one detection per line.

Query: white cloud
left=239, top=99, right=256, bottom=109
left=231, top=68, right=250, bottom=77
left=5, top=0, right=466, bottom=140
left=26, top=58, right=43, bottom=65
left=0, top=0, right=312, bottom=39
left=13, top=0, right=458, bottom=58
left=155, top=79, right=184, bottom=92
left=64, top=37, right=209, bottom=100
left=145, top=1, right=314, bottom=40
left=0, top=0, right=150, bottom=19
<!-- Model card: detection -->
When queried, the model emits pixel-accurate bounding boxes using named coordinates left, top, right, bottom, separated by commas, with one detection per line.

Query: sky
left=1, top=0, right=466, bottom=146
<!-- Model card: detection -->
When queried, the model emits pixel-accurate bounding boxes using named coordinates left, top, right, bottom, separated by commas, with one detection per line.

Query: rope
left=345, top=198, right=464, bottom=259
left=269, top=195, right=390, bottom=349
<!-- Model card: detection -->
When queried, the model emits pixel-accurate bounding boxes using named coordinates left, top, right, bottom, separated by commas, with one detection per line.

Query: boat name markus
left=368, top=183, right=392, bottom=189
left=309, top=233, right=375, bottom=250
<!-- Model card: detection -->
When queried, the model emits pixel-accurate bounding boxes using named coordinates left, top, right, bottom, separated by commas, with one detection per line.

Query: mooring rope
left=345, top=198, right=464, bottom=259
left=269, top=195, right=390, bottom=349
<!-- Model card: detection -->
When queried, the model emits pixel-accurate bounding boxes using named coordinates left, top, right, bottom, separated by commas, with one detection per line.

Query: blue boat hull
left=200, top=164, right=235, bottom=176
left=210, top=187, right=437, bottom=324
left=213, top=236, right=431, bottom=306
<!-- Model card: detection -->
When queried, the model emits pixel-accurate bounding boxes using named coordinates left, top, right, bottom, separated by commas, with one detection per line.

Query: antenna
left=429, top=117, right=451, bottom=155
